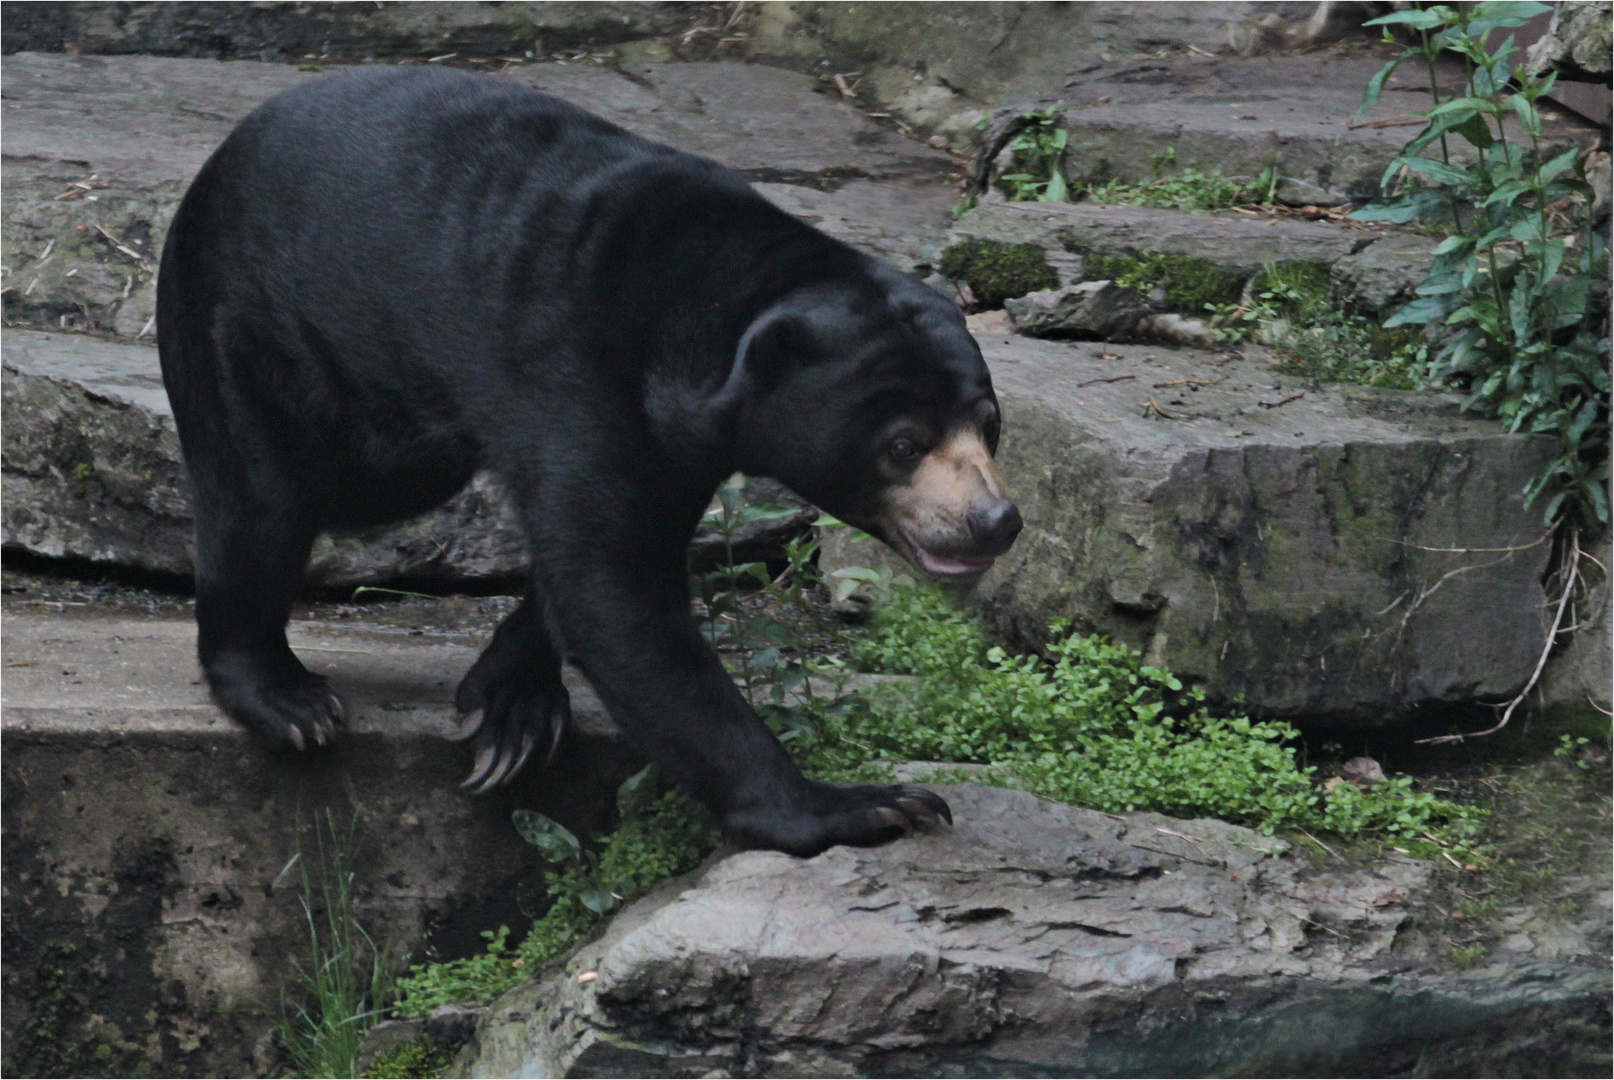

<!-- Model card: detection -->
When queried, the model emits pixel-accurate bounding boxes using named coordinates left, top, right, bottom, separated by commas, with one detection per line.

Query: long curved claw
left=541, top=701, right=568, bottom=769
left=872, top=805, right=913, bottom=835
left=488, top=730, right=539, bottom=793
left=896, top=787, right=953, bottom=827
left=461, top=741, right=498, bottom=789
left=448, top=709, right=485, bottom=743
left=286, top=723, right=307, bottom=752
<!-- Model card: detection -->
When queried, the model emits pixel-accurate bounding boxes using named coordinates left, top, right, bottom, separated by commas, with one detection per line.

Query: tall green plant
left=276, top=812, right=393, bottom=1079
left=1353, top=1, right=1610, bottom=527
left=999, top=111, right=1070, bottom=202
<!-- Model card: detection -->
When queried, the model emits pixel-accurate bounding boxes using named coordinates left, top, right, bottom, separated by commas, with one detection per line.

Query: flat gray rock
left=0, top=330, right=809, bottom=583
left=824, top=317, right=1560, bottom=725
left=461, top=783, right=1608, bottom=1078
left=0, top=2, right=697, bottom=62
left=1052, top=49, right=1602, bottom=205
left=0, top=52, right=951, bottom=334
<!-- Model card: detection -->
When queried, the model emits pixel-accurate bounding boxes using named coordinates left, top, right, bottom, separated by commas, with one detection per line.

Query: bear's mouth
left=896, top=529, right=996, bottom=578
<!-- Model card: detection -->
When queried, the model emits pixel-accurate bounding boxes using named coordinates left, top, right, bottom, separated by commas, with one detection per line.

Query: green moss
left=1256, top=263, right=1427, bottom=389
left=1066, top=245, right=1246, bottom=311
left=1075, top=150, right=1278, bottom=212
left=1450, top=943, right=1489, bottom=968
left=10, top=943, right=86, bottom=1079
left=1540, top=703, right=1614, bottom=744
left=363, top=1035, right=451, bottom=1079
left=938, top=239, right=1058, bottom=308
left=1250, top=261, right=1332, bottom=301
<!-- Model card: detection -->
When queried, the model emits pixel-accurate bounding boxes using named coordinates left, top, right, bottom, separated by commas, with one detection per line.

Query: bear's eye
left=889, top=437, right=920, bottom=462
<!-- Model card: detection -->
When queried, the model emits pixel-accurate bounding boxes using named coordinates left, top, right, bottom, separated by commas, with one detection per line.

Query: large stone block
left=0, top=52, right=950, bottom=335
left=0, top=610, right=641, bottom=1078
left=1049, top=50, right=1601, bottom=206
left=1, top=2, right=696, bottom=61
left=1, top=330, right=813, bottom=584
left=826, top=323, right=1561, bottom=726
left=460, top=783, right=1609, bottom=1078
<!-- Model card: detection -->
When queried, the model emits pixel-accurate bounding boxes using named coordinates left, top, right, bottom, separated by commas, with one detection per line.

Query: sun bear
left=157, top=67, right=1021, bottom=857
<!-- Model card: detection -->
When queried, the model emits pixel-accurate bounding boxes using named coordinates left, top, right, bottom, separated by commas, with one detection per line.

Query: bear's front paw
left=451, top=676, right=570, bottom=793
left=205, top=649, right=346, bottom=751
left=726, top=782, right=952, bottom=857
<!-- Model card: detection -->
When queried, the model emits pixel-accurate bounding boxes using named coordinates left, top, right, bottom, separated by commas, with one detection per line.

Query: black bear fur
left=157, top=67, right=1020, bottom=856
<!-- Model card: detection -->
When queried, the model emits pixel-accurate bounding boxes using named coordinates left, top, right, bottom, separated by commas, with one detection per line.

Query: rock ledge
left=461, top=784, right=1608, bottom=1078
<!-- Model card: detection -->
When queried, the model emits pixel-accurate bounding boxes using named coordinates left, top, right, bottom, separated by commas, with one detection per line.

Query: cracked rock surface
left=461, top=784, right=1607, bottom=1078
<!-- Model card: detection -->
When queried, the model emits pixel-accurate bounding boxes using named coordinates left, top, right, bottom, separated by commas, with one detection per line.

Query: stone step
left=1046, top=48, right=1603, bottom=206
left=0, top=607, right=640, bottom=1078
left=0, top=2, right=697, bottom=62
left=458, top=783, right=1610, bottom=1078
left=824, top=316, right=1560, bottom=726
left=0, top=593, right=917, bottom=1077
left=0, top=329, right=817, bottom=584
left=946, top=198, right=1438, bottom=316
left=0, top=52, right=955, bottom=336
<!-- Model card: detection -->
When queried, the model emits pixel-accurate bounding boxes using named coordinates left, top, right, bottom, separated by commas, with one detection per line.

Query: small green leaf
left=513, top=811, right=582, bottom=864
left=579, top=884, right=618, bottom=915
left=1537, top=146, right=1581, bottom=185
left=1428, top=96, right=1497, bottom=118
left=1500, top=91, right=1542, bottom=136
left=616, top=763, right=660, bottom=823
left=1450, top=113, right=1495, bottom=149
left=1363, top=8, right=1452, bottom=29
left=1356, top=50, right=1418, bottom=115
left=1466, top=1, right=1552, bottom=27
left=1399, top=157, right=1473, bottom=186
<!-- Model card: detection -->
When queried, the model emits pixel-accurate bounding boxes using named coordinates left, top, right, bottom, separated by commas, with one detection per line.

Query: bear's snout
left=880, top=427, right=1020, bottom=579
left=966, top=496, right=1022, bottom=555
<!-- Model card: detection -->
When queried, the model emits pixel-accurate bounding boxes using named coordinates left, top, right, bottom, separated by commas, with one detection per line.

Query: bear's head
left=727, top=265, right=1021, bottom=581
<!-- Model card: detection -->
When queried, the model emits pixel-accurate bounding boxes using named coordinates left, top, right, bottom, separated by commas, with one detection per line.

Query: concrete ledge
left=1, top=610, right=641, bottom=1078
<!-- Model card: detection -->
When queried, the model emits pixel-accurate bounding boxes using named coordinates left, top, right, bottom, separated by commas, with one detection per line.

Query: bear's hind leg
left=193, top=487, right=343, bottom=750
left=453, top=588, right=570, bottom=792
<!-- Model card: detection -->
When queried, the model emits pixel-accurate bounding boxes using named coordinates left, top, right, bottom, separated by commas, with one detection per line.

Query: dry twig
left=1418, top=529, right=1583, bottom=744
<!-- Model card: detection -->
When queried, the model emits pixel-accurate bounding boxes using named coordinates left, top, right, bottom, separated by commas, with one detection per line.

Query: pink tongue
left=915, top=546, right=995, bottom=576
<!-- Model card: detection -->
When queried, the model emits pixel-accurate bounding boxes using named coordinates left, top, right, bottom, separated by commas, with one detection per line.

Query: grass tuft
left=275, top=811, right=393, bottom=1080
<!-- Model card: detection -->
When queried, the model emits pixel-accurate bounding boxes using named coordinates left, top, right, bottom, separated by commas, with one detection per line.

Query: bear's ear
left=714, top=306, right=813, bottom=409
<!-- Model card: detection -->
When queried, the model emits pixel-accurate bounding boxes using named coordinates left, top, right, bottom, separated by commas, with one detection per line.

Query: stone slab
left=461, top=783, right=1610, bottom=1078
left=948, top=198, right=1436, bottom=313
left=0, top=52, right=951, bottom=334
left=1, top=330, right=812, bottom=584
left=1, top=2, right=698, bottom=61
left=0, top=609, right=642, bottom=1078
left=1051, top=49, right=1603, bottom=205
left=825, top=319, right=1561, bottom=725
left=748, top=2, right=1359, bottom=119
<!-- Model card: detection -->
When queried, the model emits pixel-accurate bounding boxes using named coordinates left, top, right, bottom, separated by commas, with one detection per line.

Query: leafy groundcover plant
left=393, top=581, right=1485, bottom=1029
left=795, top=585, right=1484, bottom=846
